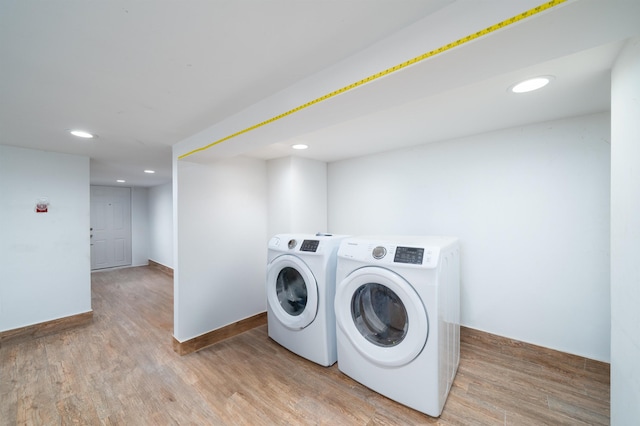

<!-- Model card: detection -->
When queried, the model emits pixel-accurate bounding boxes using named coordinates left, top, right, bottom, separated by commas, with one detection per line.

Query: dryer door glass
left=352, top=283, right=407, bottom=347
left=276, top=267, right=307, bottom=316
left=335, top=266, right=428, bottom=367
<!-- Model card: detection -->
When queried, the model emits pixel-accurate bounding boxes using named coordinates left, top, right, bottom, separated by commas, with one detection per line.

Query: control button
left=372, top=246, right=387, bottom=259
left=288, top=239, right=297, bottom=249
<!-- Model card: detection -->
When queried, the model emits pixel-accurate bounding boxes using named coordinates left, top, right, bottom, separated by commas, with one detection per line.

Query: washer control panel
left=270, top=234, right=349, bottom=254
left=300, top=239, right=320, bottom=252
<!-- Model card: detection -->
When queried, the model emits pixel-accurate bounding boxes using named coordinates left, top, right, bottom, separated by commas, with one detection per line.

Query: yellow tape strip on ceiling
left=178, top=0, right=566, bottom=160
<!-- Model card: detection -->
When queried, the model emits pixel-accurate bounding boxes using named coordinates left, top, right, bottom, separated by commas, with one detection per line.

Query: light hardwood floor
left=0, top=266, right=609, bottom=425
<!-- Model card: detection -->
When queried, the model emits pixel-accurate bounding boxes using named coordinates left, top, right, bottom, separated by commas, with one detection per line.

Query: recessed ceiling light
left=292, top=144, right=308, bottom=150
left=69, top=130, right=95, bottom=138
left=116, top=179, right=126, bottom=183
left=144, top=170, right=155, bottom=174
left=510, top=76, right=554, bottom=93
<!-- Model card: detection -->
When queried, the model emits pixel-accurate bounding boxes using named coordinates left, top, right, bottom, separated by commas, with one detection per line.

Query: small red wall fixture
left=35, top=197, right=49, bottom=213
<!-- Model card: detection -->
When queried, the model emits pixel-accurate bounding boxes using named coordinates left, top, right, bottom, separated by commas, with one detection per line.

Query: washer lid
left=267, top=255, right=319, bottom=330
left=335, top=266, right=428, bottom=367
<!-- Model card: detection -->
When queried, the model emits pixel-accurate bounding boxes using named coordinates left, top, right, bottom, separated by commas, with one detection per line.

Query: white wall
left=0, top=145, right=91, bottom=331
left=611, top=37, right=640, bottom=424
left=328, top=112, right=611, bottom=362
left=148, top=182, right=173, bottom=268
left=267, top=156, right=327, bottom=237
left=174, top=156, right=268, bottom=341
left=131, top=186, right=149, bottom=267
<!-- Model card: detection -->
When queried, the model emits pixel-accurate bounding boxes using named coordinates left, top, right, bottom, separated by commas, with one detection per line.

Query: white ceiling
left=244, top=34, right=622, bottom=163
left=1, top=1, right=639, bottom=186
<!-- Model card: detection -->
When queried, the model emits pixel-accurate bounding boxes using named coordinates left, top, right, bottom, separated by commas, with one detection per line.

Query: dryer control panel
left=394, top=246, right=424, bottom=264
left=338, top=238, right=444, bottom=269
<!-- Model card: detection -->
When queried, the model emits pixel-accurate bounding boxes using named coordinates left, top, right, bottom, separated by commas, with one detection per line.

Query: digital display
left=393, top=246, right=424, bottom=264
left=300, top=240, right=320, bottom=252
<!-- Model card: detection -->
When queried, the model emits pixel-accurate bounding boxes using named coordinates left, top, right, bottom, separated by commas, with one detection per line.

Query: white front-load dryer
left=266, top=233, right=348, bottom=366
left=334, top=236, right=460, bottom=417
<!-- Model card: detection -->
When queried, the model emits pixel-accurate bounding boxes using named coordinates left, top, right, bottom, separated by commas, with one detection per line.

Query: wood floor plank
left=13, top=340, right=59, bottom=425
left=0, top=266, right=610, bottom=425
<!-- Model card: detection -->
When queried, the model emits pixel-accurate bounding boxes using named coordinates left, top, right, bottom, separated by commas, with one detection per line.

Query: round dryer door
left=266, top=255, right=319, bottom=330
left=335, top=266, right=428, bottom=367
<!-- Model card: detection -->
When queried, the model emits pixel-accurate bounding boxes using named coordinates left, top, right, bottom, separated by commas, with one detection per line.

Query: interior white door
left=91, top=186, right=132, bottom=270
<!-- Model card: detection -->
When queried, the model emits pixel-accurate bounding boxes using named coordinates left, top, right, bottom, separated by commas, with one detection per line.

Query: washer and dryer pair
left=266, top=234, right=460, bottom=417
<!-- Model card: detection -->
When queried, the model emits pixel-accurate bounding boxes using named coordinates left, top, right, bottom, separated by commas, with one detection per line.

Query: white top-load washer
left=266, top=233, right=348, bottom=366
left=334, top=236, right=460, bottom=417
